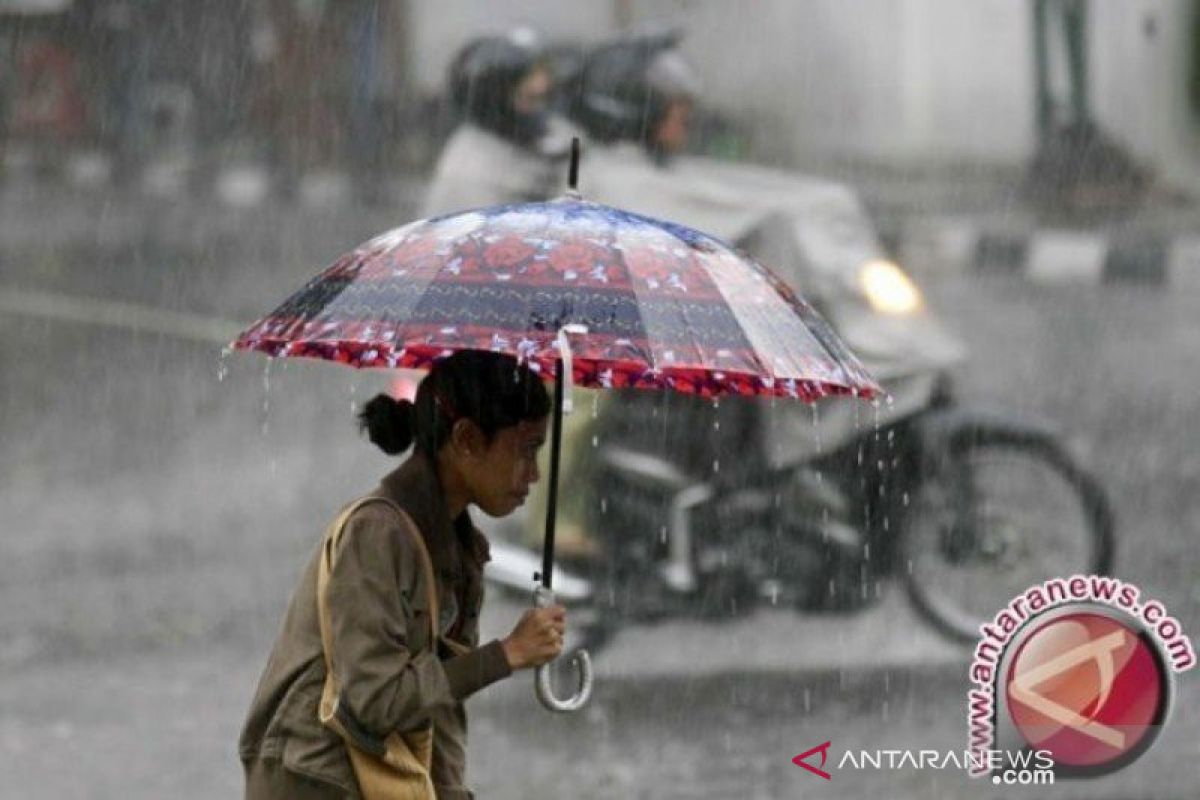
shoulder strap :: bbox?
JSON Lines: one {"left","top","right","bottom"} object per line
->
{"left": 316, "top": 496, "right": 440, "bottom": 680}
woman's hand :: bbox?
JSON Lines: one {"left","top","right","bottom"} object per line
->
{"left": 501, "top": 605, "right": 566, "bottom": 670}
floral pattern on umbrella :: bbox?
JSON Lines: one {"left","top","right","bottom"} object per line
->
{"left": 233, "top": 198, "right": 879, "bottom": 401}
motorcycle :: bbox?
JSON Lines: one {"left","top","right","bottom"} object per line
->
{"left": 481, "top": 146, "right": 1115, "bottom": 649}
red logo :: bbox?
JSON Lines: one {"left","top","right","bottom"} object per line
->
{"left": 792, "top": 741, "right": 832, "bottom": 780}
{"left": 1005, "top": 611, "right": 1168, "bottom": 774}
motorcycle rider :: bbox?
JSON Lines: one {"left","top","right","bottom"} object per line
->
{"left": 423, "top": 27, "right": 573, "bottom": 217}
{"left": 568, "top": 29, "right": 699, "bottom": 168}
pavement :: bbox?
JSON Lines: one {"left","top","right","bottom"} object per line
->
{"left": 7, "top": 149, "right": 1200, "bottom": 289}
{"left": 844, "top": 161, "right": 1200, "bottom": 287}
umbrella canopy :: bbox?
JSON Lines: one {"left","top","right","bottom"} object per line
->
{"left": 232, "top": 196, "right": 879, "bottom": 401}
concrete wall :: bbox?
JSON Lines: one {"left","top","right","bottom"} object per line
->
{"left": 407, "top": 0, "right": 1200, "bottom": 179}
{"left": 1090, "top": 0, "right": 1200, "bottom": 185}
{"left": 627, "top": 0, "right": 1032, "bottom": 164}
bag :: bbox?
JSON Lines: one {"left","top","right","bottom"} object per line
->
{"left": 315, "top": 496, "right": 440, "bottom": 800}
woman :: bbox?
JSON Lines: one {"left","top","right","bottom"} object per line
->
{"left": 239, "top": 350, "right": 567, "bottom": 799}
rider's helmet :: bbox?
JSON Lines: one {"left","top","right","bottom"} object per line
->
{"left": 447, "top": 27, "right": 553, "bottom": 148}
{"left": 568, "top": 29, "right": 701, "bottom": 161}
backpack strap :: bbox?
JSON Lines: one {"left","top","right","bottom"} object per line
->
{"left": 316, "top": 497, "right": 439, "bottom": 749}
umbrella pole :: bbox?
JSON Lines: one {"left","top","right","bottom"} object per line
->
{"left": 533, "top": 356, "right": 593, "bottom": 713}
{"left": 540, "top": 358, "right": 565, "bottom": 590}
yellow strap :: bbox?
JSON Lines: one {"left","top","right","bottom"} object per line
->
{"left": 316, "top": 496, "right": 440, "bottom": 693}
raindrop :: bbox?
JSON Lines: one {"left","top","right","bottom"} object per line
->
{"left": 261, "top": 358, "right": 273, "bottom": 436}
{"left": 881, "top": 700, "right": 890, "bottom": 723}
{"left": 591, "top": 435, "right": 599, "bottom": 448}
{"left": 217, "top": 346, "right": 231, "bottom": 382}
{"left": 591, "top": 393, "right": 599, "bottom": 419}
{"left": 713, "top": 418, "right": 720, "bottom": 432}
{"left": 600, "top": 498, "right": 608, "bottom": 515}
{"left": 712, "top": 458, "right": 720, "bottom": 473}
{"left": 902, "top": 492, "right": 910, "bottom": 507}
{"left": 811, "top": 404, "right": 823, "bottom": 454}
{"left": 659, "top": 525, "right": 667, "bottom": 544}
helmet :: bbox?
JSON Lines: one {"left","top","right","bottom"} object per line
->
{"left": 447, "top": 28, "right": 551, "bottom": 146}
{"left": 570, "top": 29, "right": 701, "bottom": 149}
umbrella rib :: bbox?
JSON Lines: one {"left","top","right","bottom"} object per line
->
{"left": 609, "top": 224, "right": 656, "bottom": 382}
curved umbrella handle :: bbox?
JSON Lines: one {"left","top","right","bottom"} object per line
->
{"left": 532, "top": 586, "right": 594, "bottom": 712}
{"left": 535, "top": 648, "right": 594, "bottom": 713}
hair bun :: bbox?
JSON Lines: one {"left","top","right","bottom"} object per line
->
{"left": 358, "top": 394, "right": 416, "bottom": 455}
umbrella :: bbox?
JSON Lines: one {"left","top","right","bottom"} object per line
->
{"left": 232, "top": 140, "right": 880, "bottom": 711}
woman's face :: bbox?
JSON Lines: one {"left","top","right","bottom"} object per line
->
{"left": 467, "top": 416, "right": 549, "bottom": 517}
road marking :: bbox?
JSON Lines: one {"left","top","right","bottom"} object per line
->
{"left": 0, "top": 286, "right": 243, "bottom": 345}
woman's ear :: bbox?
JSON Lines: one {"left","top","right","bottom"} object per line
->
{"left": 450, "top": 418, "right": 486, "bottom": 459}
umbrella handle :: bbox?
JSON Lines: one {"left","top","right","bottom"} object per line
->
{"left": 532, "top": 586, "right": 594, "bottom": 713}
{"left": 554, "top": 324, "right": 588, "bottom": 415}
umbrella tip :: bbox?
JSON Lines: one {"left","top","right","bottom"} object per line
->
{"left": 568, "top": 137, "right": 580, "bottom": 193}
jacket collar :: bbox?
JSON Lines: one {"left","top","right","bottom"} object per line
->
{"left": 374, "top": 453, "right": 489, "bottom": 578}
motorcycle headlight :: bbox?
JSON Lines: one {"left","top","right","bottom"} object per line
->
{"left": 857, "top": 258, "right": 923, "bottom": 315}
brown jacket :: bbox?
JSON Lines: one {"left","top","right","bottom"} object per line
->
{"left": 239, "top": 454, "right": 513, "bottom": 799}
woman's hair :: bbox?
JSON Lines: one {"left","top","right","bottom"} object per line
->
{"left": 358, "top": 351, "right": 551, "bottom": 457}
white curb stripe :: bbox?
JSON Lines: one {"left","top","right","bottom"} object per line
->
{"left": 1027, "top": 231, "right": 1107, "bottom": 284}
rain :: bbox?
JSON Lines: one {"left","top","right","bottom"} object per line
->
{"left": 1, "top": 1, "right": 1198, "bottom": 797}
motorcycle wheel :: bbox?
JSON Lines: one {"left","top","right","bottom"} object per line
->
{"left": 902, "top": 425, "right": 1115, "bottom": 643}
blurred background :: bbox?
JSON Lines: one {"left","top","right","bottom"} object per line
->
{"left": 1, "top": 1, "right": 1199, "bottom": 797}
